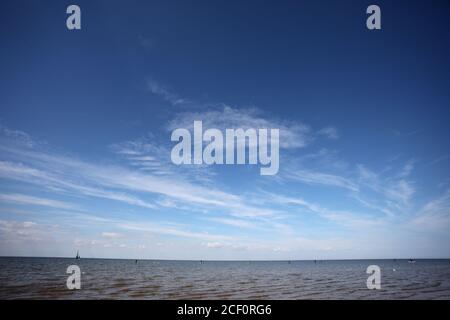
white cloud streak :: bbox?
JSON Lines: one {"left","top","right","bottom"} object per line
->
{"left": 0, "top": 193, "right": 75, "bottom": 210}
{"left": 168, "top": 105, "right": 312, "bottom": 149}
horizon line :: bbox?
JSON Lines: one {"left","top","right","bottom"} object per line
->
{"left": 1, "top": 255, "right": 450, "bottom": 262}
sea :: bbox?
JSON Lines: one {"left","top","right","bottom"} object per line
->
{"left": 0, "top": 257, "right": 449, "bottom": 299}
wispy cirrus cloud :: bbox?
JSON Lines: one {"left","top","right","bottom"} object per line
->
{"left": 147, "top": 80, "right": 191, "bottom": 106}
{"left": 268, "top": 193, "right": 385, "bottom": 228}
{"left": 317, "top": 126, "right": 339, "bottom": 140}
{"left": 0, "top": 131, "right": 280, "bottom": 222}
{"left": 168, "top": 105, "right": 312, "bottom": 149}
{"left": 286, "top": 169, "right": 359, "bottom": 192}
{"left": 0, "top": 193, "right": 75, "bottom": 210}
{"left": 118, "top": 221, "right": 233, "bottom": 242}
{"left": 410, "top": 189, "right": 450, "bottom": 231}
{"left": 207, "top": 217, "right": 256, "bottom": 229}
{"left": 110, "top": 137, "right": 217, "bottom": 183}
{"left": 0, "top": 160, "right": 157, "bottom": 210}
{"left": 357, "top": 163, "right": 415, "bottom": 209}
{"left": 0, "top": 126, "right": 41, "bottom": 148}
{"left": 0, "top": 103, "right": 445, "bottom": 259}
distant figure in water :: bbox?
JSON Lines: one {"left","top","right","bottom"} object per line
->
{"left": 135, "top": 260, "right": 138, "bottom": 264}
{"left": 200, "top": 260, "right": 203, "bottom": 264}
{"left": 314, "top": 260, "right": 317, "bottom": 264}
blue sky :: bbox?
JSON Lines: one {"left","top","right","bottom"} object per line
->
{"left": 0, "top": 0, "right": 450, "bottom": 259}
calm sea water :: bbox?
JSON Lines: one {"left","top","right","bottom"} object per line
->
{"left": 0, "top": 257, "right": 449, "bottom": 299}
